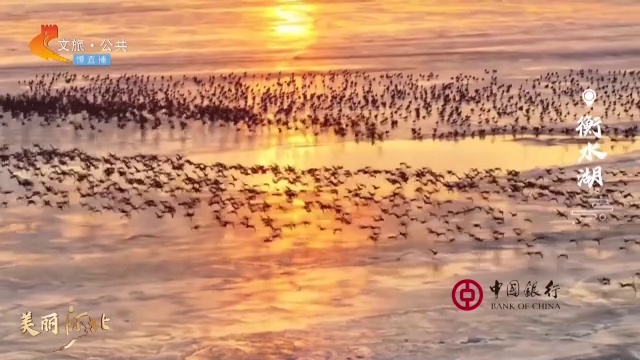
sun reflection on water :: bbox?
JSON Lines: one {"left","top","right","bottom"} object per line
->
{"left": 272, "top": 5, "right": 313, "bottom": 37}
{"left": 265, "top": 0, "right": 318, "bottom": 70}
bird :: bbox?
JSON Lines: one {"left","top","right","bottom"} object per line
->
{"left": 618, "top": 282, "right": 638, "bottom": 295}
{"left": 525, "top": 251, "right": 543, "bottom": 258}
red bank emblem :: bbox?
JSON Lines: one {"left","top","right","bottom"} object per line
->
{"left": 452, "top": 279, "right": 483, "bottom": 311}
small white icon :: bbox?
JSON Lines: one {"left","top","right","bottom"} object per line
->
{"left": 91, "top": 43, "right": 95, "bottom": 48}
{"left": 582, "top": 89, "right": 597, "bottom": 107}
{"left": 569, "top": 196, "right": 613, "bottom": 219}
{"left": 589, "top": 199, "right": 610, "bottom": 208}
{"left": 569, "top": 209, "right": 612, "bottom": 222}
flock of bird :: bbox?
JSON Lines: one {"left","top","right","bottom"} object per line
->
{"left": 1, "top": 69, "right": 639, "bottom": 141}
{"left": 0, "top": 69, "right": 639, "bottom": 296}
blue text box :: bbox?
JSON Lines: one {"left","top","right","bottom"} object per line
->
{"left": 73, "top": 54, "right": 111, "bottom": 66}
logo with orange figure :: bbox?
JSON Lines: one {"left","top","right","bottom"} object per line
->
{"left": 28, "top": 25, "right": 71, "bottom": 63}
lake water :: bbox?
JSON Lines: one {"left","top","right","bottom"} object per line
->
{"left": 0, "top": 1, "right": 640, "bottom": 359}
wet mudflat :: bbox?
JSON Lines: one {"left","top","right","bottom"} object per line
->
{"left": 1, "top": 1, "right": 640, "bottom": 359}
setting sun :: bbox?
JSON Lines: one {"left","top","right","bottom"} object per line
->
{"left": 270, "top": 3, "right": 314, "bottom": 37}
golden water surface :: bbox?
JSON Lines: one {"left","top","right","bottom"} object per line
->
{"left": 0, "top": 1, "right": 639, "bottom": 359}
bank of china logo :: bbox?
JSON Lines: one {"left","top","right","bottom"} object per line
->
{"left": 452, "top": 279, "right": 483, "bottom": 311}
{"left": 28, "top": 25, "right": 71, "bottom": 64}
